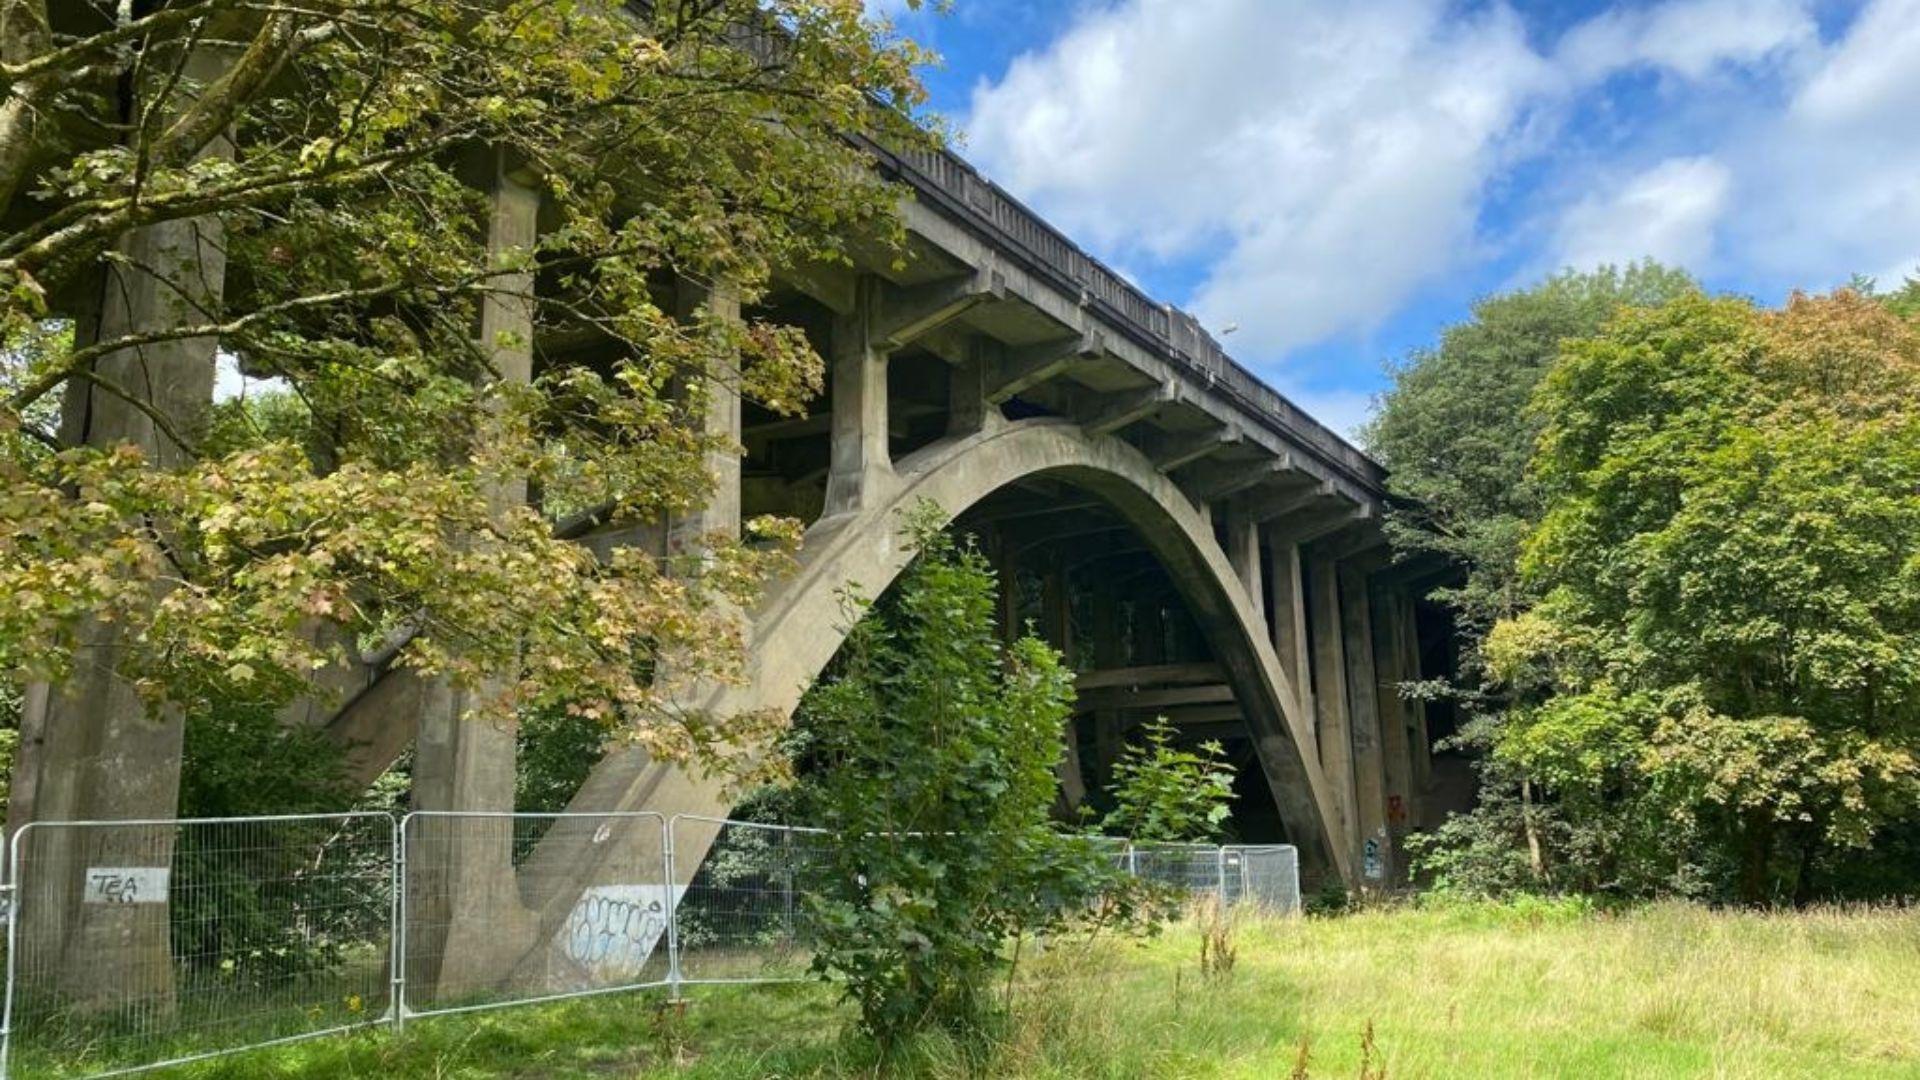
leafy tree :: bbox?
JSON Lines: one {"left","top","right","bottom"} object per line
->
{"left": 1365, "top": 262, "right": 1695, "bottom": 891}
{"left": 1101, "top": 717, "right": 1236, "bottom": 843}
{"left": 795, "top": 506, "right": 1141, "bottom": 1046}
{"left": 0, "top": 2, "right": 930, "bottom": 777}
{"left": 1364, "top": 262, "right": 1697, "bottom": 679}
{"left": 1485, "top": 290, "right": 1920, "bottom": 902}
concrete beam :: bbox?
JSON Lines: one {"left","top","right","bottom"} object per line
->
{"left": 1080, "top": 381, "right": 1175, "bottom": 436}
{"left": 985, "top": 333, "right": 1102, "bottom": 404}
{"left": 1154, "top": 703, "right": 1245, "bottom": 726}
{"left": 874, "top": 268, "right": 1005, "bottom": 350}
{"left": 1310, "top": 519, "right": 1387, "bottom": 563}
{"left": 1075, "top": 662, "right": 1224, "bottom": 690}
{"left": 1077, "top": 683, "right": 1237, "bottom": 711}
{"left": 1185, "top": 455, "right": 1297, "bottom": 504}
{"left": 1246, "top": 479, "right": 1332, "bottom": 524}
{"left": 1278, "top": 504, "right": 1373, "bottom": 549}
{"left": 775, "top": 258, "right": 857, "bottom": 313}
{"left": 1141, "top": 422, "right": 1243, "bottom": 471}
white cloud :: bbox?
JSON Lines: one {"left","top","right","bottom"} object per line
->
{"left": 1552, "top": 156, "right": 1732, "bottom": 272}
{"left": 959, "top": 0, "right": 1920, "bottom": 412}
{"left": 1555, "top": 0, "right": 1816, "bottom": 81}
{"left": 963, "top": 0, "right": 1836, "bottom": 372}
{"left": 967, "top": 0, "right": 1551, "bottom": 358}
{"left": 1872, "top": 258, "right": 1920, "bottom": 290}
{"left": 1724, "top": 0, "right": 1920, "bottom": 287}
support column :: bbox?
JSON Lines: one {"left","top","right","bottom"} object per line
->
{"left": 667, "top": 278, "right": 743, "bottom": 557}
{"left": 1266, "top": 533, "right": 1314, "bottom": 757}
{"left": 1395, "top": 592, "right": 1432, "bottom": 823}
{"left": 11, "top": 47, "right": 232, "bottom": 1011}
{"left": 1040, "top": 551, "right": 1084, "bottom": 808}
{"left": 1338, "top": 560, "right": 1389, "bottom": 888}
{"left": 822, "top": 275, "right": 894, "bottom": 517}
{"left": 1305, "top": 553, "right": 1355, "bottom": 855}
{"left": 409, "top": 158, "right": 540, "bottom": 998}
{"left": 1089, "top": 587, "right": 1125, "bottom": 796}
{"left": 947, "top": 339, "right": 1004, "bottom": 439}
{"left": 1223, "top": 497, "right": 1263, "bottom": 605}
{"left": 1369, "top": 584, "right": 1416, "bottom": 885}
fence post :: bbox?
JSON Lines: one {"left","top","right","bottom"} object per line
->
{"left": 663, "top": 815, "right": 683, "bottom": 1003}
{"left": 393, "top": 814, "right": 408, "bottom": 1034}
{"left": 1126, "top": 843, "right": 1138, "bottom": 878}
{"left": 1216, "top": 846, "right": 1227, "bottom": 906}
{"left": 0, "top": 825, "right": 29, "bottom": 1080}
{"left": 781, "top": 827, "right": 795, "bottom": 939}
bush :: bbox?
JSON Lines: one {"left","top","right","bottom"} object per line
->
{"left": 1100, "top": 716, "right": 1235, "bottom": 843}
{"left": 794, "top": 505, "right": 1151, "bottom": 1046}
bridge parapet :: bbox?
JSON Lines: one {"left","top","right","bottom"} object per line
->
{"left": 866, "top": 138, "right": 1385, "bottom": 503}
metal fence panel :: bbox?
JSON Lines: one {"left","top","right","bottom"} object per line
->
{"left": 398, "top": 811, "right": 670, "bottom": 1020}
{"left": 1229, "top": 846, "right": 1302, "bottom": 915}
{"left": 0, "top": 809, "right": 1302, "bottom": 1077}
{"left": 1129, "top": 841, "right": 1227, "bottom": 900}
{"left": 669, "top": 815, "right": 832, "bottom": 986}
{"left": 2, "top": 813, "right": 394, "bottom": 1079}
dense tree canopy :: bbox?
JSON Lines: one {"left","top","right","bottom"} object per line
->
{"left": 0, "top": 1, "right": 929, "bottom": 767}
{"left": 1384, "top": 278, "right": 1920, "bottom": 903}
{"left": 1364, "top": 262, "right": 1696, "bottom": 673}
{"left": 1491, "top": 290, "right": 1920, "bottom": 900}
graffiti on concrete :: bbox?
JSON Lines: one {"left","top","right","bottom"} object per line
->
{"left": 549, "top": 884, "right": 682, "bottom": 986}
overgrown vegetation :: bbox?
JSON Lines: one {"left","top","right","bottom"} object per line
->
{"left": 788, "top": 506, "right": 1156, "bottom": 1047}
{"left": 1, "top": 0, "right": 932, "bottom": 788}
{"left": 1100, "top": 716, "right": 1237, "bottom": 843}
{"left": 141, "top": 902, "right": 1920, "bottom": 1079}
{"left": 1373, "top": 271, "right": 1920, "bottom": 903}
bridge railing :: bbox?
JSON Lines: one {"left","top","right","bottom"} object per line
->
{"left": 0, "top": 811, "right": 1298, "bottom": 1078}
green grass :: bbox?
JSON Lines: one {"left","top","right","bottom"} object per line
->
{"left": 91, "top": 901, "right": 1920, "bottom": 1078}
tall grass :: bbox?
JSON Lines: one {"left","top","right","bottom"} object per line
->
{"left": 171, "top": 901, "right": 1920, "bottom": 1078}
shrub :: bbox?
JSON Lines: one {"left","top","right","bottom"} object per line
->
{"left": 1101, "top": 716, "right": 1236, "bottom": 843}
{"left": 794, "top": 504, "right": 1149, "bottom": 1046}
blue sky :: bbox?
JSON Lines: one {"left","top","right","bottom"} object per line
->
{"left": 866, "top": 0, "right": 1920, "bottom": 437}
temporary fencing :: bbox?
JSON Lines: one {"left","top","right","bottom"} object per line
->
{"left": 0, "top": 812, "right": 1297, "bottom": 1078}
{"left": 2, "top": 814, "right": 394, "bottom": 1079}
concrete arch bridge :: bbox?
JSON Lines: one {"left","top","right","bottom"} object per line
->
{"left": 24, "top": 136, "right": 1456, "bottom": 999}
{"left": 363, "top": 141, "right": 1458, "bottom": 990}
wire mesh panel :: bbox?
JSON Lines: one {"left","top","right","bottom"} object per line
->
{"left": 2, "top": 813, "right": 394, "bottom": 1079}
{"left": 1230, "top": 846, "right": 1302, "bottom": 914}
{"left": 669, "top": 816, "right": 832, "bottom": 985}
{"left": 1129, "top": 842, "right": 1227, "bottom": 902}
{"left": 399, "top": 812, "right": 670, "bottom": 1020}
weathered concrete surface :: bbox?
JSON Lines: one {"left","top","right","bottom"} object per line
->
{"left": 407, "top": 160, "right": 540, "bottom": 999}
{"left": 1337, "top": 557, "right": 1390, "bottom": 887}
{"left": 8, "top": 55, "right": 233, "bottom": 1004}
{"left": 512, "top": 417, "right": 1354, "bottom": 945}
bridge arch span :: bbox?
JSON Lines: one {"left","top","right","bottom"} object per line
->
{"left": 541, "top": 417, "right": 1352, "bottom": 889}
